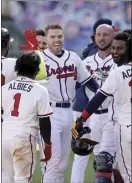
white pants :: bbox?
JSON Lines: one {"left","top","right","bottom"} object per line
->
{"left": 71, "top": 111, "right": 91, "bottom": 183}
{"left": 38, "top": 107, "right": 74, "bottom": 183}
{"left": 114, "top": 123, "right": 131, "bottom": 183}
{"left": 71, "top": 111, "right": 116, "bottom": 183}
{"left": 2, "top": 131, "right": 36, "bottom": 183}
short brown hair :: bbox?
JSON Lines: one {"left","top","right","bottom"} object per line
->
{"left": 45, "top": 24, "right": 63, "bottom": 35}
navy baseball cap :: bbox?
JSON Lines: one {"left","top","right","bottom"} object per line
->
{"left": 93, "top": 18, "right": 114, "bottom": 33}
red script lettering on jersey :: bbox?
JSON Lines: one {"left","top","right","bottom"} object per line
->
{"left": 46, "top": 64, "right": 77, "bottom": 80}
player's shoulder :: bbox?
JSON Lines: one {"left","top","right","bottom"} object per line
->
{"left": 34, "top": 81, "right": 48, "bottom": 94}
{"left": 2, "top": 57, "right": 16, "bottom": 66}
{"left": 2, "top": 57, "right": 16, "bottom": 62}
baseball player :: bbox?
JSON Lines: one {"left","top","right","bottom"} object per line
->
{"left": 37, "top": 24, "right": 99, "bottom": 183}
{"left": 1, "top": 27, "right": 16, "bottom": 86}
{"left": 72, "top": 32, "right": 132, "bottom": 183}
{"left": 35, "top": 29, "right": 48, "bottom": 51}
{"left": 2, "top": 51, "right": 53, "bottom": 183}
{"left": 1, "top": 28, "right": 47, "bottom": 87}
{"left": 71, "top": 24, "right": 116, "bottom": 183}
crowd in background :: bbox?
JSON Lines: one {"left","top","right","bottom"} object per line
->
{"left": 2, "top": 1, "right": 131, "bottom": 57}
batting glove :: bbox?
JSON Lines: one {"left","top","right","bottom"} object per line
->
{"left": 20, "top": 30, "right": 39, "bottom": 51}
{"left": 41, "top": 143, "right": 52, "bottom": 162}
{"left": 71, "top": 117, "right": 86, "bottom": 139}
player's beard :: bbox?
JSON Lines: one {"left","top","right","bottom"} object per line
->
{"left": 112, "top": 53, "right": 129, "bottom": 66}
{"left": 96, "top": 42, "right": 112, "bottom": 51}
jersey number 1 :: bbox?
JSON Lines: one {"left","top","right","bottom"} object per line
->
{"left": 11, "top": 93, "right": 21, "bottom": 117}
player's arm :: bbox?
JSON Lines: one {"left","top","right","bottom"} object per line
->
{"left": 72, "top": 70, "right": 117, "bottom": 139}
{"left": 39, "top": 117, "right": 51, "bottom": 144}
{"left": 38, "top": 87, "right": 53, "bottom": 162}
{"left": 84, "top": 77, "right": 99, "bottom": 93}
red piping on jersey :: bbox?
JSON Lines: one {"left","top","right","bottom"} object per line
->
{"left": 38, "top": 112, "right": 53, "bottom": 117}
{"left": 28, "top": 135, "right": 33, "bottom": 182}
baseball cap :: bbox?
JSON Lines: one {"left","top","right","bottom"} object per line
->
{"left": 93, "top": 18, "right": 119, "bottom": 33}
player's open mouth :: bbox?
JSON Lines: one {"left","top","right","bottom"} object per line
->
{"left": 113, "top": 55, "right": 120, "bottom": 59}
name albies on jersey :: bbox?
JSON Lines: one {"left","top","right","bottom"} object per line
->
{"left": 83, "top": 52, "right": 114, "bottom": 110}
{"left": 1, "top": 56, "right": 17, "bottom": 86}
{"left": 40, "top": 48, "right": 92, "bottom": 102}
{"left": 2, "top": 77, "right": 53, "bottom": 137}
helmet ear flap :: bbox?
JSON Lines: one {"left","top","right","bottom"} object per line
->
{"left": 71, "top": 138, "right": 99, "bottom": 156}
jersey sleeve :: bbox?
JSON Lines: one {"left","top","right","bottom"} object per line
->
{"left": 76, "top": 54, "right": 91, "bottom": 85}
{"left": 100, "top": 69, "right": 117, "bottom": 96}
{"left": 37, "top": 87, "right": 53, "bottom": 118}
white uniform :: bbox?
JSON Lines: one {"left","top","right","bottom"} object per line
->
{"left": 71, "top": 52, "right": 116, "bottom": 183}
{"left": 38, "top": 48, "right": 91, "bottom": 183}
{"left": 100, "top": 64, "right": 132, "bottom": 183}
{"left": 1, "top": 56, "right": 16, "bottom": 85}
{"left": 2, "top": 76, "right": 52, "bottom": 183}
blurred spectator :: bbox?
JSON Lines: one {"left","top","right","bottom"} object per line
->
{"left": 124, "top": 2, "right": 132, "bottom": 25}
{"left": 2, "top": 1, "right": 12, "bottom": 19}
{"left": 2, "top": 1, "right": 131, "bottom": 57}
{"left": 64, "top": 20, "right": 87, "bottom": 55}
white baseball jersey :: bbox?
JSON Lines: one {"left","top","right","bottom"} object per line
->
{"left": 107, "top": 63, "right": 118, "bottom": 122}
{"left": 40, "top": 49, "right": 91, "bottom": 102}
{"left": 1, "top": 56, "right": 17, "bottom": 86}
{"left": 2, "top": 76, "right": 53, "bottom": 137}
{"left": 83, "top": 52, "right": 114, "bottom": 109}
{"left": 100, "top": 64, "right": 132, "bottom": 126}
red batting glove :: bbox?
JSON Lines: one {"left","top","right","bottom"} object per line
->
{"left": 41, "top": 143, "right": 52, "bottom": 162}
{"left": 20, "top": 30, "right": 39, "bottom": 51}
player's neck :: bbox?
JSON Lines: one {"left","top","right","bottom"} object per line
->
{"left": 49, "top": 49, "right": 64, "bottom": 58}
{"left": 98, "top": 48, "right": 111, "bottom": 60}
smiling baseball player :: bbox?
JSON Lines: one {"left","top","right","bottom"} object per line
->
{"left": 72, "top": 31, "right": 132, "bottom": 183}
{"left": 71, "top": 24, "right": 116, "bottom": 183}
{"left": 37, "top": 24, "right": 99, "bottom": 183}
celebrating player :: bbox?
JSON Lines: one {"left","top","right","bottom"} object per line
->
{"left": 71, "top": 24, "right": 116, "bottom": 183}
{"left": 72, "top": 31, "right": 132, "bottom": 183}
{"left": 35, "top": 29, "right": 48, "bottom": 51}
{"left": 38, "top": 24, "right": 99, "bottom": 183}
{"left": 2, "top": 52, "right": 53, "bottom": 183}
{"left": 1, "top": 27, "right": 16, "bottom": 86}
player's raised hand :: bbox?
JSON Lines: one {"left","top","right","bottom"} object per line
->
{"left": 20, "top": 30, "right": 39, "bottom": 51}
{"left": 41, "top": 143, "right": 52, "bottom": 162}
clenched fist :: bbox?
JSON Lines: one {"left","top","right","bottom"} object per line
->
{"left": 41, "top": 143, "right": 52, "bottom": 162}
